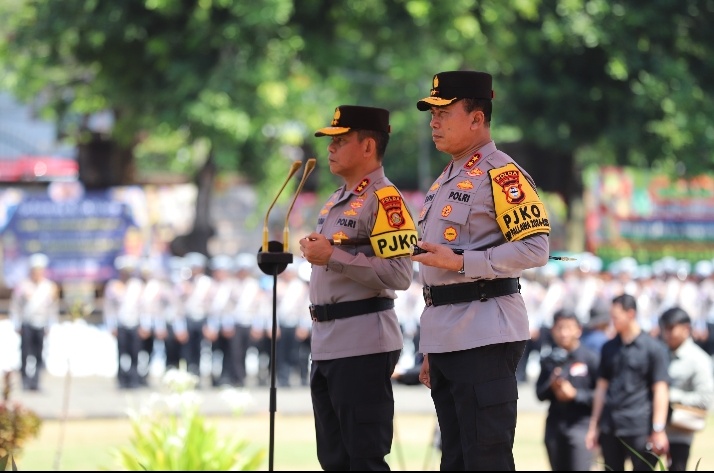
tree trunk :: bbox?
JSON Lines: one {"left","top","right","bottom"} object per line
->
{"left": 170, "top": 149, "right": 216, "bottom": 257}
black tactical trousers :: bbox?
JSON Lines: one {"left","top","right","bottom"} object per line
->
{"left": 429, "top": 341, "right": 526, "bottom": 471}
{"left": 310, "top": 350, "right": 401, "bottom": 471}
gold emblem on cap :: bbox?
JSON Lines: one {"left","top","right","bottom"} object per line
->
{"left": 331, "top": 108, "right": 341, "bottom": 126}
{"left": 429, "top": 75, "right": 440, "bottom": 96}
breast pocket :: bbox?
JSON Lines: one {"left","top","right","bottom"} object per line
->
{"left": 417, "top": 202, "right": 432, "bottom": 229}
{"left": 435, "top": 201, "right": 470, "bottom": 246}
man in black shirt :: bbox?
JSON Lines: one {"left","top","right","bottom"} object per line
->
{"left": 585, "top": 293, "right": 670, "bottom": 471}
{"left": 536, "top": 308, "right": 599, "bottom": 471}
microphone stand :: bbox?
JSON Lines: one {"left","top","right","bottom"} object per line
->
{"left": 256, "top": 158, "right": 316, "bottom": 471}
{"left": 257, "top": 241, "right": 292, "bottom": 472}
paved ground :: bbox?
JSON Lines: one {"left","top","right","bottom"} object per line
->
{"left": 12, "top": 373, "right": 546, "bottom": 421}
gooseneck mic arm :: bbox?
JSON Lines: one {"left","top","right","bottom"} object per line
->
{"left": 262, "top": 160, "right": 303, "bottom": 253}
{"left": 283, "top": 158, "right": 316, "bottom": 252}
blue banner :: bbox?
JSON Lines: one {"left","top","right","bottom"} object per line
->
{"left": 1, "top": 192, "right": 137, "bottom": 285}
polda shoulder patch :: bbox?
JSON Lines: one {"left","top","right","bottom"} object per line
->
{"left": 489, "top": 163, "right": 550, "bottom": 242}
{"left": 370, "top": 186, "right": 418, "bottom": 258}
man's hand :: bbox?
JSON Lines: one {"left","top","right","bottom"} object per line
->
{"left": 585, "top": 425, "right": 599, "bottom": 451}
{"left": 647, "top": 431, "right": 669, "bottom": 457}
{"left": 410, "top": 241, "right": 462, "bottom": 272}
{"left": 552, "top": 378, "right": 577, "bottom": 402}
{"left": 300, "top": 233, "right": 334, "bottom": 266}
{"left": 419, "top": 354, "right": 431, "bottom": 389}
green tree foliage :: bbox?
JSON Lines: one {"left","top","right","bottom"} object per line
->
{"left": 499, "top": 0, "right": 714, "bottom": 176}
{"left": 1, "top": 0, "right": 712, "bottom": 197}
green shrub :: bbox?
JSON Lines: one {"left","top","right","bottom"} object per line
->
{"left": 0, "top": 371, "right": 41, "bottom": 468}
{"left": 115, "top": 369, "right": 264, "bottom": 471}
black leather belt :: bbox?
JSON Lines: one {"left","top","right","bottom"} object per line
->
{"left": 309, "top": 297, "right": 395, "bottom": 322}
{"left": 423, "top": 278, "right": 520, "bottom": 307}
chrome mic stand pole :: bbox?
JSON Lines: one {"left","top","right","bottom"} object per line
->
{"left": 257, "top": 242, "right": 292, "bottom": 472}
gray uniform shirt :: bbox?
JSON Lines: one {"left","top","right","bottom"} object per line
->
{"left": 417, "top": 141, "right": 550, "bottom": 354}
{"left": 309, "top": 167, "right": 413, "bottom": 360}
{"left": 666, "top": 337, "right": 714, "bottom": 444}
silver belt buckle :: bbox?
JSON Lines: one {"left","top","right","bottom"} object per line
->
{"left": 309, "top": 305, "right": 318, "bottom": 322}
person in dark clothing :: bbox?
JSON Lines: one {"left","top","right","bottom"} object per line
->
{"left": 580, "top": 299, "right": 613, "bottom": 356}
{"left": 536, "top": 308, "right": 599, "bottom": 471}
{"left": 585, "top": 293, "right": 670, "bottom": 471}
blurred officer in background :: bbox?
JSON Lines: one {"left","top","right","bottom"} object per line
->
{"left": 300, "top": 105, "right": 416, "bottom": 470}
{"left": 164, "top": 255, "right": 189, "bottom": 371}
{"left": 137, "top": 258, "right": 162, "bottom": 387}
{"left": 230, "top": 253, "right": 267, "bottom": 387}
{"left": 274, "top": 262, "right": 311, "bottom": 387}
{"left": 104, "top": 255, "right": 146, "bottom": 389}
{"left": 178, "top": 251, "right": 213, "bottom": 380}
{"left": 206, "top": 254, "right": 236, "bottom": 387}
{"left": 659, "top": 307, "right": 714, "bottom": 471}
{"left": 139, "top": 256, "right": 182, "bottom": 379}
{"left": 536, "top": 309, "right": 599, "bottom": 471}
{"left": 10, "top": 253, "right": 60, "bottom": 391}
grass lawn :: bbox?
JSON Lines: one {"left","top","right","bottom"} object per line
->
{"left": 14, "top": 412, "right": 714, "bottom": 471}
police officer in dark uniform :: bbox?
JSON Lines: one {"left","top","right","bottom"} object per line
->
{"left": 299, "top": 105, "right": 418, "bottom": 470}
{"left": 411, "top": 71, "right": 551, "bottom": 471}
{"left": 536, "top": 308, "right": 599, "bottom": 471}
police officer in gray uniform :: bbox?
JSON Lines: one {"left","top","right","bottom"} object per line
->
{"left": 299, "top": 105, "right": 418, "bottom": 471}
{"left": 411, "top": 71, "right": 551, "bottom": 471}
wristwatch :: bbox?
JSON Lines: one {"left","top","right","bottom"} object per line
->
{"left": 458, "top": 259, "right": 465, "bottom": 275}
{"left": 652, "top": 422, "right": 666, "bottom": 433}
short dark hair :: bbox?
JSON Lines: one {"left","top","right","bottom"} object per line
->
{"left": 659, "top": 307, "right": 691, "bottom": 327}
{"left": 612, "top": 293, "right": 637, "bottom": 312}
{"left": 462, "top": 98, "right": 492, "bottom": 124}
{"left": 553, "top": 308, "right": 581, "bottom": 327}
{"left": 357, "top": 129, "right": 390, "bottom": 159}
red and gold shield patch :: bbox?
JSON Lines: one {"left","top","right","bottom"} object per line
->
{"left": 493, "top": 168, "right": 526, "bottom": 204}
{"left": 379, "top": 194, "right": 406, "bottom": 229}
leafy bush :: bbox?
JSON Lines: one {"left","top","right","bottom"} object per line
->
{"left": 0, "top": 371, "right": 42, "bottom": 462}
{"left": 115, "top": 368, "right": 264, "bottom": 471}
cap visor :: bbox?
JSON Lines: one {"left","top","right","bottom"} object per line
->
{"left": 314, "top": 127, "right": 351, "bottom": 137}
{"left": 416, "top": 96, "right": 458, "bottom": 111}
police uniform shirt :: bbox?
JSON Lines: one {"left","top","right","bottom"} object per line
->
{"left": 181, "top": 273, "right": 213, "bottom": 321}
{"left": 103, "top": 276, "right": 144, "bottom": 330}
{"left": 231, "top": 275, "right": 265, "bottom": 328}
{"left": 10, "top": 278, "right": 60, "bottom": 330}
{"left": 597, "top": 331, "right": 670, "bottom": 437}
{"left": 276, "top": 275, "right": 310, "bottom": 328}
{"left": 309, "top": 167, "right": 412, "bottom": 361}
{"left": 417, "top": 141, "right": 550, "bottom": 354}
